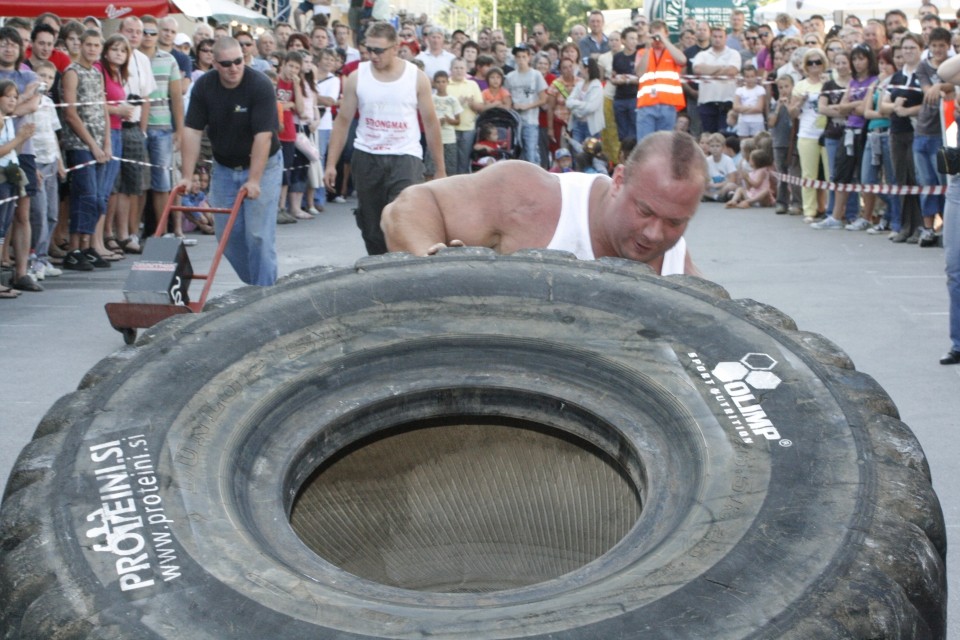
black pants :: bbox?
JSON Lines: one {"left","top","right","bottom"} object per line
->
{"left": 351, "top": 149, "right": 424, "bottom": 255}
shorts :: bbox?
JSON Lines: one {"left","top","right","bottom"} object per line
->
{"left": 120, "top": 126, "right": 147, "bottom": 195}
{"left": 20, "top": 154, "right": 37, "bottom": 198}
{"left": 146, "top": 127, "right": 173, "bottom": 192}
{"left": 297, "top": 0, "right": 313, "bottom": 11}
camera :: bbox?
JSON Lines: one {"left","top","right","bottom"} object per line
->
{"left": 37, "top": 82, "right": 48, "bottom": 93}
{"left": 652, "top": 34, "right": 662, "bottom": 42}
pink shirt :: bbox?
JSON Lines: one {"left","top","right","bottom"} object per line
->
{"left": 95, "top": 61, "right": 126, "bottom": 130}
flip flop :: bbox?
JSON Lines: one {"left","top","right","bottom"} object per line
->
{"left": 0, "top": 286, "right": 21, "bottom": 298}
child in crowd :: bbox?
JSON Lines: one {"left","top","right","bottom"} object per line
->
{"left": 733, "top": 64, "right": 768, "bottom": 137}
{"left": 737, "top": 137, "right": 756, "bottom": 188}
{"left": 768, "top": 74, "right": 798, "bottom": 214}
{"left": 704, "top": 132, "right": 738, "bottom": 201}
{"left": 473, "top": 122, "right": 505, "bottom": 169}
{"left": 726, "top": 147, "right": 775, "bottom": 209}
{"left": 181, "top": 169, "right": 214, "bottom": 235}
{"left": 548, "top": 147, "right": 573, "bottom": 173}
{"left": 432, "top": 70, "right": 462, "bottom": 181}
{"left": 481, "top": 67, "right": 512, "bottom": 109}
{"left": 28, "top": 60, "right": 64, "bottom": 282}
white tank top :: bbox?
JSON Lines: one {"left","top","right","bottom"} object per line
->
{"left": 354, "top": 60, "right": 423, "bottom": 158}
{"left": 546, "top": 172, "right": 687, "bottom": 276}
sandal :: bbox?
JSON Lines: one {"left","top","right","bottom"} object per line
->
{"left": 105, "top": 236, "right": 124, "bottom": 253}
{"left": 11, "top": 275, "right": 42, "bottom": 292}
{"left": 119, "top": 237, "right": 142, "bottom": 254}
{"left": 0, "top": 286, "right": 19, "bottom": 299}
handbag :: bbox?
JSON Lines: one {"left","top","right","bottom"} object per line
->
{"left": 295, "top": 131, "right": 320, "bottom": 163}
{"left": 937, "top": 147, "right": 960, "bottom": 175}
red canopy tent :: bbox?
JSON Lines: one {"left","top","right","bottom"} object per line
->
{"left": 0, "top": 0, "right": 178, "bottom": 19}
{"left": 0, "top": 0, "right": 270, "bottom": 25}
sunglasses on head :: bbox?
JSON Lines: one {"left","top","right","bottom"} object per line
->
{"left": 216, "top": 57, "right": 243, "bottom": 67}
{"left": 366, "top": 44, "right": 392, "bottom": 55}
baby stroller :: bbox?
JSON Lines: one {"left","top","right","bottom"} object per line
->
{"left": 470, "top": 107, "right": 522, "bottom": 172}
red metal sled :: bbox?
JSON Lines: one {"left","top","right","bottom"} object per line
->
{"left": 105, "top": 185, "right": 247, "bottom": 344}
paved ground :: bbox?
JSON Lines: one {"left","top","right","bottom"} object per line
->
{"left": 1, "top": 198, "right": 958, "bottom": 635}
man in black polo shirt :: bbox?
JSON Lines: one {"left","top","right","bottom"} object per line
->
{"left": 179, "top": 37, "right": 282, "bottom": 286}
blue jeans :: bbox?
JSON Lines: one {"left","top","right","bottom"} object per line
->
{"left": 146, "top": 127, "right": 173, "bottom": 192}
{"left": 101, "top": 129, "right": 122, "bottom": 213}
{"left": 571, "top": 120, "right": 593, "bottom": 144}
{"left": 520, "top": 122, "right": 540, "bottom": 165}
{"left": 29, "top": 160, "right": 59, "bottom": 258}
{"left": 613, "top": 98, "right": 636, "bottom": 141}
{"left": 315, "top": 129, "right": 330, "bottom": 206}
{"left": 913, "top": 134, "right": 945, "bottom": 219}
{"left": 945, "top": 177, "right": 960, "bottom": 351}
{"left": 67, "top": 149, "right": 109, "bottom": 235}
{"left": 0, "top": 182, "right": 14, "bottom": 237}
{"left": 860, "top": 132, "right": 900, "bottom": 231}
{"left": 210, "top": 151, "right": 283, "bottom": 286}
{"left": 454, "top": 129, "right": 475, "bottom": 175}
{"left": 635, "top": 104, "right": 677, "bottom": 142}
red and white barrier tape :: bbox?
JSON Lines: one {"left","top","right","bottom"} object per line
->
{"left": 773, "top": 171, "right": 946, "bottom": 195}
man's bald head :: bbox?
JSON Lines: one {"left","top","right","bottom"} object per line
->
{"left": 625, "top": 131, "right": 708, "bottom": 187}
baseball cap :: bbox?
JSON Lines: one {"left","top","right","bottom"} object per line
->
{"left": 555, "top": 148, "right": 572, "bottom": 160}
{"left": 512, "top": 43, "right": 530, "bottom": 55}
{"left": 174, "top": 33, "right": 191, "bottom": 47}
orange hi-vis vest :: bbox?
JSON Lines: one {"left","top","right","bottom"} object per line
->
{"left": 636, "top": 49, "right": 685, "bottom": 110}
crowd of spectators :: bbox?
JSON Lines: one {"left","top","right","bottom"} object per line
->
{"left": 0, "top": 6, "right": 956, "bottom": 301}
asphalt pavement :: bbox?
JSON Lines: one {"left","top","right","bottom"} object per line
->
{"left": 1, "top": 197, "right": 958, "bottom": 636}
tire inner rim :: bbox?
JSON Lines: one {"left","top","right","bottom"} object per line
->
{"left": 289, "top": 417, "right": 643, "bottom": 593}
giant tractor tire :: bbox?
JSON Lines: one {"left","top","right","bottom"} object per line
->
{"left": 0, "top": 249, "right": 946, "bottom": 639}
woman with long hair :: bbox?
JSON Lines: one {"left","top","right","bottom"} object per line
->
{"left": 566, "top": 57, "right": 604, "bottom": 143}
{"left": 61, "top": 29, "right": 112, "bottom": 271}
{"left": 96, "top": 33, "right": 132, "bottom": 257}
{"left": 817, "top": 49, "right": 853, "bottom": 219}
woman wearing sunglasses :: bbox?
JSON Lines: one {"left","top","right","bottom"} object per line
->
{"left": 789, "top": 48, "right": 829, "bottom": 221}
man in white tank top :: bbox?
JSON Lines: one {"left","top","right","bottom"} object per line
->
{"left": 382, "top": 131, "right": 707, "bottom": 276}
{"left": 324, "top": 22, "right": 445, "bottom": 255}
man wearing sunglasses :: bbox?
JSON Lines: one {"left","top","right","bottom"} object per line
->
{"left": 179, "top": 37, "right": 283, "bottom": 286}
{"left": 324, "top": 21, "right": 444, "bottom": 256}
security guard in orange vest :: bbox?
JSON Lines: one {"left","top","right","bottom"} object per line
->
{"left": 635, "top": 20, "right": 686, "bottom": 142}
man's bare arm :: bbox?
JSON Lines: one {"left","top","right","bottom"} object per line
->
{"left": 382, "top": 160, "right": 544, "bottom": 255}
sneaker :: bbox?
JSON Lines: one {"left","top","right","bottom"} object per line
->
{"left": 307, "top": 206, "right": 323, "bottom": 215}
{"left": 333, "top": 196, "right": 347, "bottom": 204}
{"left": 63, "top": 249, "right": 94, "bottom": 271}
{"left": 890, "top": 229, "right": 911, "bottom": 243}
{"left": 905, "top": 228, "right": 922, "bottom": 244}
{"left": 277, "top": 209, "right": 297, "bottom": 224}
{"left": 774, "top": 204, "right": 788, "bottom": 215}
{"left": 919, "top": 227, "right": 938, "bottom": 247}
{"left": 787, "top": 206, "right": 802, "bottom": 216}
{"left": 866, "top": 220, "right": 890, "bottom": 235}
{"left": 811, "top": 217, "right": 843, "bottom": 230}
{"left": 844, "top": 218, "right": 871, "bottom": 231}
{"left": 28, "top": 258, "right": 45, "bottom": 281}
{"left": 82, "top": 247, "right": 111, "bottom": 269}
{"left": 40, "top": 258, "right": 62, "bottom": 277}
